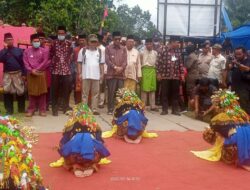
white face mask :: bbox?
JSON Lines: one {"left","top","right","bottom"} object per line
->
{"left": 153, "top": 42, "right": 159, "bottom": 46}
{"left": 58, "top": 35, "right": 65, "bottom": 41}
{"left": 32, "top": 42, "right": 41, "bottom": 48}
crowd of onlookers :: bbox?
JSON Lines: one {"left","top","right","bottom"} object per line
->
{"left": 0, "top": 25, "right": 249, "bottom": 121}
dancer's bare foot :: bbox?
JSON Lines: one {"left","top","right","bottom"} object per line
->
{"left": 74, "top": 168, "right": 94, "bottom": 177}
{"left": 242, "top": 165, "right": 250, "bottom": 171}
{"left": 124, "top": 135, "right": 142, "bottom": 144}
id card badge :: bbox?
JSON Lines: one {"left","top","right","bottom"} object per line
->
{"left": 171, "top": 55, "right": 177, "bottom": 62}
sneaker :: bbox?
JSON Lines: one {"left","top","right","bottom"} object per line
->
{"left": 160, "top": 111, "right": 168, "bottom": 115}
{"left": 180, "top": 110, "right": 188, "bottom": 114}
{"left": 107, "top": 111, "right": 113, "bottom": 115}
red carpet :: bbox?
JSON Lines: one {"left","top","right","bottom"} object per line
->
{"left": 33, "top": 131, "right": 250, "bottom": 190}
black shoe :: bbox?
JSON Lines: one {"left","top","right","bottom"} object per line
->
{"left": 172, "top": 111, "right": 181, "bottom": 116}
{"left": 98, "top": 105, "right": 104, "bottom": 109}
{"left": 150, "top": 108, "right": 159, "bottom": 112}
{"left": 156, "top": 100, "right": 161, "bottom": 106}
{"left": 160, "top": 111, "right": 168, "bottom": 115}
{"left": 93, "top": 111, "right": 100, "bottom": 115}
{"left": 6, "top": 111, "right": 13, "bottom": 115}
{"left": 63, "top": 107, "right": 72, "bottom": 114}
{"left": 52, "top": 111, "right": 58, "bottom": 116}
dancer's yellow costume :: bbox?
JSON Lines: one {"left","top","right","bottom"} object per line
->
{"left": 102, "top": 88, "right": 158, "bottom": 143}
{"left": 191, "top": 90, "right": 250, "bottom": 167}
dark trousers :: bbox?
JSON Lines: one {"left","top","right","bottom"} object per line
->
{"left": 4, "top": 93, "right": 25, "bottom": 114}
{"left": 46, "top": 87, "right": 50, "bottom": 110}
{"left": 234, "top": 88, "right": 250, "bottom": 115}
{"left": 51, "top": 74, "right": 72, "bottom": 113}
{"left": 208, "top": 78, "right": 219, "bottom": 89}
{"left": 161, "top": 79, "right": 180, "bottom": 112}
{"left": 155, "top": 80, "right": 162, "bottom": 105}
{"left": 107, "top": 79, "right": 124, "bottom": 112}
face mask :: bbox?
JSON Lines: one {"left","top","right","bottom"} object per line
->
{"left": 58, "top": 35, "right": 65, "bottom": 41}
{"left": 32, "top": 42, "right": 41, "bottom": 48}
{"left": 153, "top": 42, "right": 159, "bottom": 46}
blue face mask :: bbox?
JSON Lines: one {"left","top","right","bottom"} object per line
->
{"left": 58, "top": 35, "right": 65, "bottom": 41}
{"left": 32, "top": 42, "right": 41, "bottom": 48}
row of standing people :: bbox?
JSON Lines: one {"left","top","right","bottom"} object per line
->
{"left": 185, "top": 41, "right": 250, "bottom": 119}
{"left": 1, "top": 26, "right": 249, "bottom": 118}
{"left": 0, "top": 27, "right": 181, "bottom": 116}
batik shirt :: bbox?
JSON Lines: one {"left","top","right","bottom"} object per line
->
{"left": 50, "top": 39, "right": 72, "bottom": 75}
{"left": 156, "top": 46, "right": 184, "bottom": 80}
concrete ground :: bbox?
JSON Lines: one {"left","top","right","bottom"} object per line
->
{"left": 22, "top": 106, "right": 208, "bottom": 133}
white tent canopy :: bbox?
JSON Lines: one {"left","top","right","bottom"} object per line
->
{"left": 158, "top": 0, "right": 222, "bottom": 37}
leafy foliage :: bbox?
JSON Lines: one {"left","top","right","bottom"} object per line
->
{"left": 225, "top": 0, "right": 250, "bottom": 28}
{"left": 107, "top": 5, "right": 156, "bottom": 38}
{"left": 0, "top": 0, "right": 157, "bottom": 38}
{"left": 0, "top": 0, "right": 41, "bottom": 25}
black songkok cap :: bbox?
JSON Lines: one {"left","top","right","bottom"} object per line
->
{"left": 37, "top": 32, "right": 46, "bottom": 38}
{"left": 4, "top": 33, "right": 13, "bottom": 40}
{"left": 169, "top": 35, "right": 180, "bottom": 42}
{"left": 57, "top": 25, "right": 66, "bottom": 32}
{"left": 97, "top": 34, "right": 103, "bottom": 42}
{"left": 145, "top": 38, "right": 153, "bottom": 43}
{"left": 112, "top": 31, "right": 121, "bottom": 37}
{"left": 30, "top": 34, "right": 40, "bottom": 41}
{"left": 127, "top": 35, "right": 134, "bottom": 40}
{"left": 78, "top": 34, "right": 87, "bottom": 39}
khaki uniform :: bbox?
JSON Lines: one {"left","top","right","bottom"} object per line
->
{"left": 198, "top": 53, "right": 213, "bottom": 78}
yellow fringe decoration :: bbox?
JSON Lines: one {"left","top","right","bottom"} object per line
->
{"left": 98, "top": 158, "right": 112, "bottom": 165}
{"left": 142, "top": 131, "right": 158, "bottom": 138}
{"left": 49, "top": 157, "right": 65, "bottom": 168}
{"left": 191, "top": 135, "right": 224, "bottom": 161}
{"left": 102, "top": 125, "right": 118, "bottom": 138}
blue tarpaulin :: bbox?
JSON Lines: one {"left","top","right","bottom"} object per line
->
{"left": 222, "top": 6, "right": 233, "bottom": 32}
{"left": 221, "top": 24, "right": 250, "bottom": 50}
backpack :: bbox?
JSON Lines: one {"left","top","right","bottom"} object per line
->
{"left": 81, "top": 48, "right": 102, "bottom": 64}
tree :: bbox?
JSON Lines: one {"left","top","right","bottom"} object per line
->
{"left": 0, "top": 0, "right": 157, "bottom": 38}
{"left": 35, "top": 0, "right": 105, "bottom": 35}
{"left": 0, "top": 0, "right": 41, "bottom": 25}
{"left": 106, "top": 4, "right": 157, "bottom": 39}
{"left": 225, "top": 0, "right": 250, "bottom": 28}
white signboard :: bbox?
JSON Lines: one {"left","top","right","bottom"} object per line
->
{"left": 158, "top": 0, "right": 221, "bottom": 37}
